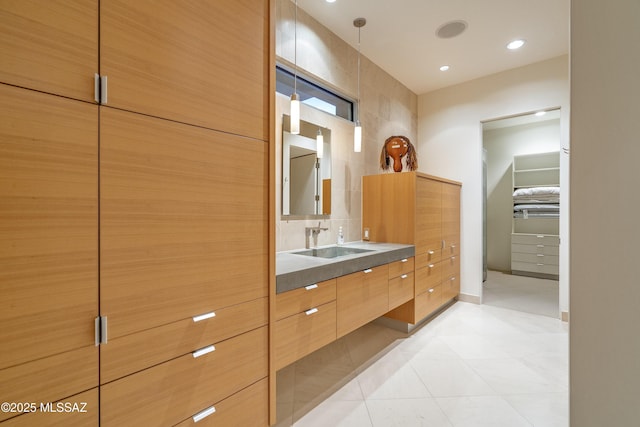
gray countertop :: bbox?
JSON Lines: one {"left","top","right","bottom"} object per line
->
{"left": 276, "top": 241, "right": 415, "bottom": 294}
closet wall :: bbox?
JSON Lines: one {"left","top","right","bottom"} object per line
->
{"left": 0, "top": 1, "right": 272, "bottom": 426}
{"left": 483, "top": 118, "right": 560, "bottom": 272}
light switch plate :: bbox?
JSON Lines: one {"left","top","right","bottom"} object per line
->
{"left": 363, "top": 228, "right": 370, "bottom": 241}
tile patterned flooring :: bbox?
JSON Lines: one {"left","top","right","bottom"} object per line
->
{"left": 275, "top": 301, "right": 568, "bottom": 427}
{"left": 483, "top": 270, "right": 560, "bottom": 319}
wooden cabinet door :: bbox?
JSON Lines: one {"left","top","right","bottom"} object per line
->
{"left": 416, "top": 177, "right": 442, "bottom": 258}
{"left": 100, "top": 108, "right": 268, "bottom": 342}
{"left": 100, "top": 0, "right": 269, "bottom": 140}
{"left": 442, "top": 182, "right": 461, "bottom": 256}
{"left": 0, "top": 0, "right": 98, "bottom": 101}
{"left": 336, "top": 266, "right": 389, "bottom": 338}
{"left": 0, "top": 85, "right": 99, "bottom": 418}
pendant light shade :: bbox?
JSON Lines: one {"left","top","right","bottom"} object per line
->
{"left": 316, "top": 128, "right": 324, "bottom": 158}
{"left": 290, "top": 0, "right": 300, "bottom": 134}
{"left": 353, "top": 18, "right": 366, "bottom": 152}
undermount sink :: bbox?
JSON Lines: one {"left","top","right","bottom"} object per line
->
{"left": 292, "top": 246, "right": 374, "bottom": 259}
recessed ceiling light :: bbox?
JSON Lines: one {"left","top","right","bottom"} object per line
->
{"left": 507, "top": 39, "right": 525, "bottom": 50}
{"left": 440, "top": 65, "right": 450, "bottom": 72}
{"left": 535, "top": 111, "right": 547, "bottom": 117}
{"left": 326, "top": 0, "right": 336, "bottom": 3}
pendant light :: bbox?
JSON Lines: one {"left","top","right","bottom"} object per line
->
{"left": 316, "top": 128, "right": 324, "bottom": 159}
{"left": 353, "top": 17, "right": 366, "bottom": 152}
{"left": 290, "top": 0, "right": 300, "bottom": 134}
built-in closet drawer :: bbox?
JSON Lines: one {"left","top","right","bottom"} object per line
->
{"left": 100, "top": 297, "right": 267, "bottom": 383}
{"left": 512, "top": 243, "right": 559, "bottom": 255}
{"left": 0, "top": 388, "right": 98, "bottom": 427}
{"left": 274, "top": 301, "right": 337, "bottom": 370}
{"left": 174, "top": 378, "right": 268, "bottom": 427}
{"left": 415, "top": 261, "right": 442, "bottom": 295}
{"left": 511, "top": 234, "right": 559, "bottom": 246}
{"left": 275, "top": 279, "right": 336, "bottom": 321}
{"left": 99, "top": 326, "right": 267, "bottom": 427}
{"left": 511, "top": 262, "right": 559, "bottom": 276}
{"left": 389, "top": 272, "right": 415, "bottom": 309}
{"left": 511, "top": 252, "right": 559, "bottom": 266}
{"left": 388, "top": 257, "right": 415, "bottom": 278}
{"left": 415, "top": 285, "right": 442, "bottom": 320}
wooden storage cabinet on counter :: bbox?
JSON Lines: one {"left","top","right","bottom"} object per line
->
{"left": 363, "top": 172, "right": 461, "bottom": 325}
{"left": 337, "top": 266, "right": 389, "bottom": 338}
{"left": 274, "top": 279, "right": 337, "bottom": 370}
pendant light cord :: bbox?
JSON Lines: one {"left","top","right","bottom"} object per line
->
{"left": 294, "top": 0, "right": 298, "bottom": 95}
{"left": 357, "top": 25, "right": 361, "bottom": 117}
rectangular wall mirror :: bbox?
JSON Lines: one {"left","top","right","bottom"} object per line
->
{"left": 282, "top": 115, "right": 331, "bottom": 218}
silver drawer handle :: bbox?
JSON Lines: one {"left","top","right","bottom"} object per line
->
{"left": 401, "top": 274, "right": 408, "bottom": 279}
{"left": 193, "top": 405, "right": 216, "bottom": 423}
{"left": 537, "top": 254, "right": 545, "bottom": 257}
{"left": 192, "top": 345, "right": 215, "bottom": 358}
{"left": 451, "top": 277, "right": 456, "bottom": 281}
{"left": 537, "top": 244, "right": 545, "bottom": 248}
{"left": 305, "top": 284, "right": 318, "bottom": 290}
{"left": 401, "top": 258, "right": 408, "bottom": 263}
{"left": 363, "top": 268, "right": 373, "bottom": 273}
{"left": 451, "top": 245, "right": 456, "bottom": 249}
{"left": 429, "top": 264, "right": 435, "bottom": 268}
{"left": 537, "top": 263, "right": 545, "bottom": 266}
{"left": 305, "top": 307, "right": 319, "bottom": 316}
{"left": 451, "top": 256, "right": 456, "bottom": 260}
{"left": 428, "top": 250, "right": 435, "bottom": 255}
{"left": 428, "top": 288, "right": 435, "bottom": 293}
{"left": 193, "top": 311, "right": 216, "bottom": 322}
{"left": 537, "top": 235, "right": 545, "bottom": 238}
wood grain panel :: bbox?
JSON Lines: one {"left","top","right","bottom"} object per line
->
{"left": 100, "top": 326, "right": 267, "bottom": 427}
{"left": 100, "top": 108, "right": 268, "bottom": 339}
{"left": 0, "top": 0, "right": 98, "bottom": 101}
{"left": 0, "top": 388, "right": 98, "bottom": 427}
{"left": 415, "top": 285, "right": 443, "bottom": 321}
{"left": 101, "top": 297, "right": 268, "bottom": 384}
{"left": 275, "top": 279, "right": 336, "bottom": 320}
{"left": 388, "top": 273, "right": 414, "bottom": 310}
{"left": 442, "top": 182, "right": 461, "bottom": 255}
{"left": 415, "top": 176, "right": 442, "bottom": 257}
{"left": 415, "top": 262, "right": 442, "bottom": 295}
{"left": 384, "top": 298, "right": 416, "bottom": 324}
{"left": 174, "top": 379, "right": 268, "bottom": 427}
{"left": 0, "top": 347, "right": 97, "bottom": 422}
{"left": 336, "top": 266, "right": 389, "bottom": 338}
{"left": 442, "top": 276, "right": 459, "bottom": 302}
{"left": 274, "top": 301, "right": 337, "bottom": 370}
{"left": 100, "top": 0, "right": 269, "bottom": 140}
{"left": 0, "top": 85, "right": 98, "bottom": 370}
{"left": 388, "top": 257, "right": 414, "bottom": 279}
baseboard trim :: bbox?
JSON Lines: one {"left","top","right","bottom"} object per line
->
{"left": 561, "top": 311, "right": 569, "bottom": 322}
{"left": 458, "top": 293, "right": 481, "bottom": 304}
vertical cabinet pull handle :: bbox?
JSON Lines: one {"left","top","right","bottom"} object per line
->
{"left": 192, "top": 406, "right": 216, "bottom": 423}
{"left": 192, "top": 345, "right": 216, "bottom": 358}
{"left": 305, "top": 284, "right": 318, "bottom": 290}
{"left": 305, "top": 307, "right": 319, "bottom": 316}
{"left": 193, "top": 311, "right": 216, "bottom": 322}
{"left": 94, "top": 73, "right": 100, "bottom": 103}
{"left": 363, "top": 268, "right": 373, "bottom": 273}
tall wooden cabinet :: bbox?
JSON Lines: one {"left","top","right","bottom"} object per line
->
{"left": 362, "top": 172, "right": 461, "bottom": 324}
{"left": 0, "top": 1, "right": 272, "bottom": 425}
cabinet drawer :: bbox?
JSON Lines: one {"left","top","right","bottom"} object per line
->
{"left": 415, "top": 285, "right": 443, "bottom": 321}
{"left": 511, "top": 252, "right": 559, "bottom": 266}
{"left": 388, "top": 257, "right": 415, "bottom": 279}
{"left": 511, "top": 233, "right": 559, "bottom": 246}
{"left": 0, "top": 346, "right": 97, "bottom": 423}
{"left": 389, "top": 272, "right": 414, "bottom": 310}
{"left": 0, "top": 388, "right": 98, "bottom": 427}
{"left": 415, "top": 261, "right": 441, "bottom": 295}
{"left": 442, "top": 255, "right": 460, "bottom": 280}
{"left": 275, "top": 279, "right": 336, "bottom": 321}
{"left": 416, "top": 249, "right": 441, "bottom": 268}
{"left": 512, "top": 243, "right": 559, "bottom": 255}
{"left": 336, "top": 266, "right": 389, "bottom": 338}
{"left": 442, "top": 276, "right": 459, "bottom": 302}
{"left": 100, "top": 326, "right": 267, "bottom": 427}
{"left": 101, "top": 297, "right": 267, "bottom": 384}
{"left": 442, "top": 242, "right": 460, "bottom": 258}
{"left": 274, "top": 301, "right": 337, "bottom": 370}
{"left": 174, "top": 378, "right": 268, "bottom": 427}
{"left": 511, "top": 261, "right": 559, "bottom": 276}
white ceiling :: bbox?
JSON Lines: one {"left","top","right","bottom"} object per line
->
{"left": 298, "top": 0, "right": 570, "bottom": 95}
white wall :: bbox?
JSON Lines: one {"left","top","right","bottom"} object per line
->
{"left": 417, "top": 56, "right": 570, "bottom": 313}
{"left": 570, "top": 0, "right": 640, "bottom": 425}
{"left": 484, "top": 119, "right": 561, "bottom": 271}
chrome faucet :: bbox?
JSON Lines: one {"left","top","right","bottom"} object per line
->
{"left": 305, "top": 222, "right": 328, "bottom": 248}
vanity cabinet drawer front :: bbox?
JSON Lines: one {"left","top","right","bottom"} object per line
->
{"left": 389, "top": 273, "right": 414, "bottom": 310}
{"left": 275, "top": 279, "right": 336, "bottom": 320}
{"left": 415, "top": 261, "right": 442, "bottom": 295}
{"left": 416, "top": 248, "right": 442, "bottom": 268}
{"left": 0, "top": 388, "right": 98, "bottom": 427}
{"left": 511, "top": 261, "right": 559, "bottom": 276}
{"left": 174, "top": 378, "right": 268, "bottom": 427}
{"left": 388, "top": 257, "right": 415, "bottom": 279}
{"left": 442, "top": 276, "right": 460, "bottom": 302}
{"left": 415, "top": 285, "right": 443, "bottom": 320}
{"left": 0, "top": 347, "right": 98, "bottom": 423}
{"left": 336, "top": 266, "right": 389, "bottom": 338}
{"left": 511, "top": 234, "right": 559, "bottom": 246}
{"left": 512, "top": 252, "right": 559, "bottom": 266}
{"left": 512, "top": 243, "right": 559, "bottom": 255}
{"left": 101, "top": 297, "right": 267, "bottom": 384}
{"left": 442, "top": 255, "right": 460, "bottom": 280}
{"left": 100, "top": 326, "right": 267, "bottom": 427}
{"left": 274, "top": 301, "right": 337, "bottom": 370}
